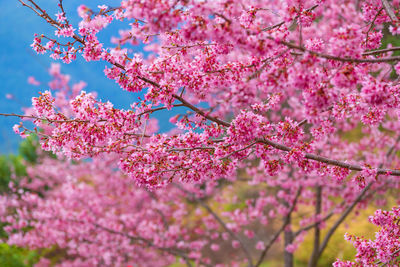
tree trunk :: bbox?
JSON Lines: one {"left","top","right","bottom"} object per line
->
{"left": 308, "top": 186, "right": 322, "bottom": 267}
{"left": 284, "top": 224, "right": 294, "bottom": 267}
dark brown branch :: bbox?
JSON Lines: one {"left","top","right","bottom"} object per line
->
{"left": 316, "top": 182, "right": 373, "bottom": 259}
{"left": 214, "top": 12, "right": 232, "bottom": 25}
{"left": 365, "top": 8, "right": 384, "bottom": 47}
{"left": 0, "top": 112, "right": 91, "bottom": 123}
{"left": 18, "top": 0, "right": 42, "bottom": 17}
{"left": 201, "top": 201, "right": 254, "bottom": 267}
{"left": 173, "top": 183, "right": 254, "bottom": 267}
{"left": 161, "top": 43, "right": 216, "bottom": 49}
{"left": 219, "top": 141, "right": 257, "bottom": 160}
{"left": 255, "top": 187, "right": 302, "bottom": 267}
{"left": 308, "top": 186, "right": 322, "bottom": 267}
{"left": 283, "top": 220, "right": 294, "bottom": 267}
{"left": 277, "top": 38, "right": 400, "bottom": 63}
{"left": 4, "top": 110, "right": 400, "bottom": 178}
{"left": 293, "top": 211, "right": 334, "bottom": 238}
{"left": 90, "top": 222, "right": 202, "bottom": 267}
{"left": 283, "top": 185, "right": 296, "bottom": 267}
{"left": 261, "top": 5, "right": 319, "bottom": 32}
{"left": 54, "top": 217, "right": 208, "bottom": 266}
{"left": 168, "top": 146, "right": 215, "bottom": 152}
{"left": 137, "top": 104, "right": 185, "bottom": 116}
{"left": 363, "top": 46, "right": 400, "bottom": 56}
{"left": 247, "top": 49, "right": 290, "bottom": 81}
{"left": 382, "top": 0, "right": 399, "bottom": 23}
{"left": 257, "top": 138, "right": 400, "bottom": 176}
{"left": 172, "top": 94, "right": 230, "bottom": 127}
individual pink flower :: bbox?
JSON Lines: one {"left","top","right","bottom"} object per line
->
{"left": 255, "top": 241, "right": 265, "bottom": 250}
{"left": 28, "top": 76, "right": 40, "bottom": 86}
{"left": 210, "top": 244, "right": 220, "bottom": 251}
{"left": 12, "top": 124, "right": 20, "bottom": 134}
{"left": 98, "top": 5, "right": 108, "bottom": 10}
{"left": 5, "top": 94, "right": 14, "bottom": 99}
{"left": 55, "top": 12, "right": 66, "bottom": 23}
{"left": 232, "top": 240, "right": 240, "bottom": 249}
{"left": 55, "top": 26, "right": 75, "bottom": 37}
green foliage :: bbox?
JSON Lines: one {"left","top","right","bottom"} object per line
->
{"left": 0, "top": 156, "right": 12, "bottom": 192}
{"left": 9, "top": 155, "right": 28, "bottom": 178}
{"left": 0, "top": 243, "right": 39, "bottom": 267}
{"left": 382, "top": 27, "right": 400, "bottom": 55}
{"left": 18, "top": 135, "right": 39, "bottom": 164}
{"left": 379, "top": 26, "right": 400, "bottom": 79}
{"left": 0, "top": 134, "right": 40, "bottom": 193}
{"left": 0, "top": 154, "right": 28, "bottom": 192}
{"left": 0, "top": 135, "right": 42, "bottom": 266}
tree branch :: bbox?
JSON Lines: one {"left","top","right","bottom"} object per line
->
{"left": 293, "top": 211, "right": 334, "bottom": 238}
{"left": 255, "top": 187, "right": 302, "bottom": 267}
{"left": 173, "top": 183, "right": 255, "bottom": 267}
{"left": 308, "top": 186, "right": 322, "bottom": 267}
{"left": 382, "top": 0, "right": 399, "bottom": 23}
{"left": 172, "top": 94, "right": 230, "bottom": 127}
{"left": 257, "top": 138, "right": 400, "bottom": 176}
{"left": 276, "top": 38, "right": 400, "bottom": 63}
{"left": 261, "top": 5, "right": 319, "bottom": 32}
{"left": 363, "top": 46, "right": 400, "bottom": 56}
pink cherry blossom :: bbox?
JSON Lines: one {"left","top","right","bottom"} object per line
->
{"left": 27, "top": 76, "right": 40, "bottom": 86}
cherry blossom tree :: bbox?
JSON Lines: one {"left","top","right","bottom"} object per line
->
{"left": 2, "top": 0, "right": 400, "bottom": 266}
{"left": 334, "top": 206, "right": 400, "bottom": 266}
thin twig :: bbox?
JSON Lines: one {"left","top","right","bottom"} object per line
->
{"left": 365, "top": 8, "right": 384, "bottom": 47}
{"left": 261, "top": 5, "right": 319, "bottom": 32}
{"left": 363, "top": 46, "right": 400, "bottom": 56}
{"left": 219, "top": 141, "right": 257, "bottom": 160}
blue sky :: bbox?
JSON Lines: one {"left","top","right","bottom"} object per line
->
{"left": 0, "top": 0, "right": 174, "bottom": 154}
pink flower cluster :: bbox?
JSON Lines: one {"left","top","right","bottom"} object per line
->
{"left": 334, "top": 206, "right": 400, "bottom": 266}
